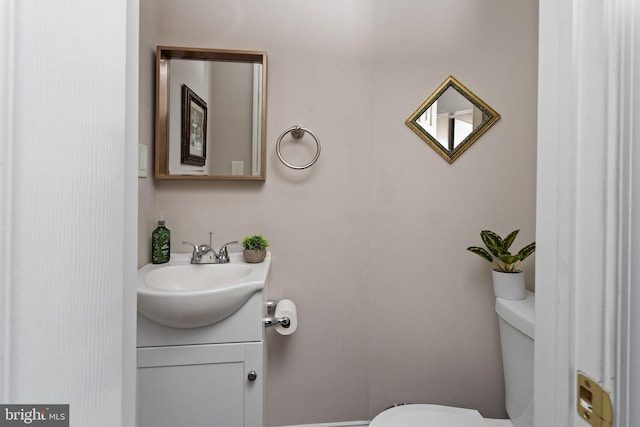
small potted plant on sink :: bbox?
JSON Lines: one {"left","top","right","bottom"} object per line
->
{"left": 467, "top": 229, "right": 536, "bottom": 300}
{"left": 241, "top": 234, "right": 269, "bottom": 263}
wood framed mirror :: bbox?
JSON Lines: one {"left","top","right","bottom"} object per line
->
{"left": 155, "top": 46, "right": 267, "bottom": 180}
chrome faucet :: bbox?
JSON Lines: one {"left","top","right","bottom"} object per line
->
{"left": 182, "top": 232, "right": 239, "bottom": 264}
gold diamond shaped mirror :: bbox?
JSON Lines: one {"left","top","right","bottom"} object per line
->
{"left": 405, "top": 76, "right": 500, "bottom": 164}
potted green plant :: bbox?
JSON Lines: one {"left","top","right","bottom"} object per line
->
{"left": 241, "top": 234, "right": 269, "bottom": 263}
{"left": 467, "top": 229, "right": 536, "bottom": 300}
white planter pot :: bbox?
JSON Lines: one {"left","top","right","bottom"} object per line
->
{"left": 492, "top": 269, "right": 526, "bottom": 300}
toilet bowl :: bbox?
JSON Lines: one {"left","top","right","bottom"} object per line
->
{"left": 370, "top": 291, "right": 535, "bottom": 427}
{"left": 369, "top": 404, "right": 515, "bottom": 427}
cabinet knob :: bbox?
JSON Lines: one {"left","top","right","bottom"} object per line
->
{"left": 247, "top": 370, "right": 258, "bottom": 382}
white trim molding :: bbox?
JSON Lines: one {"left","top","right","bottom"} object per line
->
{"left": 272, "top": 422, "right": 369, "bottom": 427}
{"left": 535, "top": 1, "right": 578, "bottom": 425}
{"left": 0, "top": 0, "right": 16, "bottom": 403}
{"left": 615, "top": 1, "right": 640, "bottom": 426}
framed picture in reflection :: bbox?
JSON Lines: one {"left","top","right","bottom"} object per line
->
{"left": 181, "top": 84, "right": 207, "bottom": 166}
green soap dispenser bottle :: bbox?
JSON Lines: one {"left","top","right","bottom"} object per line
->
{"left": 151, "top": 213, "right": 170, "bottom": 264}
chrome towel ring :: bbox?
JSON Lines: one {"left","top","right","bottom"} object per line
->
{"left": 276, "top": 125, "right": 321, "bottom": 170}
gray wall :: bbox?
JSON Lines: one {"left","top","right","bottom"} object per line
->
{"left": 138, "top": 0, "right": 538, "bottom": 425}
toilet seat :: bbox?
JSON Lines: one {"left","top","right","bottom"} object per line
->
{"left": 369, "top": 404, "right": 487, "bottom": 427}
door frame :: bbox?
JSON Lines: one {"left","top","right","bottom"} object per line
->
{"left": 536, "top": 1, "right": 638, "bottom": 426}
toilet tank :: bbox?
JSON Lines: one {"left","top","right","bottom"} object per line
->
{"left": 495, "top": 291, "right": 534, "bottom": 427}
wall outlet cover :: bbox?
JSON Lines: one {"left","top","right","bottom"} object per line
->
{"left": 231, "top": 161, "right": 244, "bottom": 176}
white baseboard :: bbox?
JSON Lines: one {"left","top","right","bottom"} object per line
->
{"left": 271, "top": 422, "right": 369, "bottom": 427}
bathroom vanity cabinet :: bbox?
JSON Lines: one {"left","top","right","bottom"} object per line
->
{"left": 136, "top": 292, "right": 266, "bottom": 427}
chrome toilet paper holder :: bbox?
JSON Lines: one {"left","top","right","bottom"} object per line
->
{"left": 263, "top": 300, "right": 291, "bottom": 328}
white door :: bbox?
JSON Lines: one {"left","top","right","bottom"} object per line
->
{"left": 0, "top": 1, "right": 138, "bottom": 425}
{"left": 536, "top": 1, "right": 639, "bottom": 426}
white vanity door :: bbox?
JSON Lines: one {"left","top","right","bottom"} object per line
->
{"left": 137, "top": 342, "right": 263, "bottom": 427}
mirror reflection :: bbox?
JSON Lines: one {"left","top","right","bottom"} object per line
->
{"left": 155, "top": 47, "right": 267, "bottom": 180}
{"left": 406, "top": 76, "right": 500, "bottom": 164}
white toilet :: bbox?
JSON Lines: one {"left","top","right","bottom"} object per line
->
{"left": 370, "top": 291, "right": 534, "bottom": 427}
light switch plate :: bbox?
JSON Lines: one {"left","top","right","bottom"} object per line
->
{"left": 138, "top": 144, "right": 148, "bottom": 178}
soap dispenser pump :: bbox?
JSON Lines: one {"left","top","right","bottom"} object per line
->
{"left": 151, "top": 213, "right": 170, "bottom": 264}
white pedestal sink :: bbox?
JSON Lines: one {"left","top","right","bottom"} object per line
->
{"left": 137, "top": 252, "right": 270, "bottom": 328}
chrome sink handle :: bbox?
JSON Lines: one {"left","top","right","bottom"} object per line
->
{"left": 217, "top": 241, "right": 239, "bottom": 263}
{"left": 182, "top": 241, "right": 209, "bottom": 263}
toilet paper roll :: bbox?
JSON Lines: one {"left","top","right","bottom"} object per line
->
{"left": 274, "top": 299, "right": 297, "bottom": 336}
